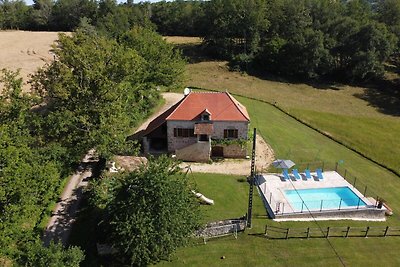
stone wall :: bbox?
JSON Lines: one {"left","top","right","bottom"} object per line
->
{"left": 220, "top": 143, "right": 247, "bottom": 158}
{"left": 196, "top": 217, "right": 247, "bottom": 237}
{"left": 175, "top": 141, "right": 211, "bottom": 162}
{"left": 167, "top": 120, "right": 249, "bottom": 152}
{"left": 211, "top": 121, "right": 249, "bottom": 139}
{"left": 166, "top": 121, "right": 198, "bottom": 152}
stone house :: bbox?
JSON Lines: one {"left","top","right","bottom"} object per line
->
{"left": 141, "top": 91, "right": 250, "bottom": 162}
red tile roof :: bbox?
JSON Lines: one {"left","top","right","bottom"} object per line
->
{"left": 166, "top": 92, "right": 250, "bottom": 122}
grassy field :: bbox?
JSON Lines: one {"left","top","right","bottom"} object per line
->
{"left": 167, "top": 36, "right": 400, "bottom": 175}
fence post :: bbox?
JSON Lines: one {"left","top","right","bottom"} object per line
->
{"left": 286, "top": 228, "right": 290, "bottom": 239}
{"left": 270, "top": 192, "right": 272, "bottom": 204}
{"left": 265, "top": 225, "right": 268, "bottom": 236}
{"left": 326, "top": 227, "right": 330, "bottom": 238}
{"left": 357, "top": 198, "right": 361, "bottom": 210}
{"left": 365, "top": 226, "right": 370, "bottom": 238}
{"left": 301, "top": 201, "right": 304, "bottom": 213}
{"left": 384, "top": 226, "right": 389, "bottom": 237}
{"left": 335, "top": 162, "right": 338, "bottom": 172}
{"left": 363, "top": 186, "right": 367, "bottom": 197}
{"left": 282, "top": 203, "right": 285, "bottom": 214}
{"left": 338, "top": 199, "right": 342, "bottom": 210}
{"left": 344, "top": 169, "right": 347, "bottom": 179}
{"left": 375, "top": 196, "right": 379, "bottom": 207}
{"left": 306, "top": 227, "right": 310, "bottom": 239}
{"left": 345, "top": 226, "right": 350, "bottom": 238}
{"left": 320, "top": 200, "right": 323, "bottom": 211}
{"left": 322, "top": 161, "right": 325, "bottom": 172}
{"left": 353, "top": 176, "right": 356, "bottom": 187}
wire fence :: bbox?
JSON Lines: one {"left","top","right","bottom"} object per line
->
{"left": 264, "top": 225, "right": 400, "bottom": 239}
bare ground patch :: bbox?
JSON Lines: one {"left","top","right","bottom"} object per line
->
{"left": 0, "top": 31, "right": 64, "bottom": 92}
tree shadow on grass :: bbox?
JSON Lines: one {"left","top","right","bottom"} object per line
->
{"left": 353, "top": 78, "right": 400, "bottom": 116}
{"left": 175, "top": 43, "right": 223, "bottom": 64}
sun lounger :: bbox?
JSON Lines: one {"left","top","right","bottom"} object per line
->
{"left": 316, "top": 168, "right": 324, "bottom": 180}
{"left": 282, "top": 169, "right": 291, "bottom": 180}
{"left": 292, "top": 169, "right": 301, "bottom": 180}
{"left": 305, "top": 169, "right": 312, "bottom": 179}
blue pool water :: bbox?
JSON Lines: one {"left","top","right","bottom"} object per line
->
{"left": 284, "top": 187, "right": 367, "bottom": 211}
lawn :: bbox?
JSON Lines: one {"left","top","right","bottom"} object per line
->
{"left": 156, "top": 97, "right": 400, "bottom": 267}
{"left": 175, "top": 42, "right": 400, "bottom": 175}
{"left": 157, "top": 173, "right": 400, "bottom": 267}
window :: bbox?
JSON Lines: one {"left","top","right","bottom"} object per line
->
{"left": 202, "top": 114, "right": 210, "bottom": 121}
{"left": 224, "top": 129, "right": 238, "bottom": 139}
{"left": 174, "top": 128, "right": 195, "bottom": 137}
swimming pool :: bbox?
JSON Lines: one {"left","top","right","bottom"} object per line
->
{"left": 284, "top": 186, "right": 367, "bottom": 211}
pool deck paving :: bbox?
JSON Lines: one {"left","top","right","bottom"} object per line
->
{"left": 256, "top": 171, "right": 386, "bottom": 221}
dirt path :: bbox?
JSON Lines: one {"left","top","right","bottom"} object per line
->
{"left": 136, "top": 92, "right": 275, "bottom": 175}
{"left": 42, "top": 150, "right": 97, "bottom": 246}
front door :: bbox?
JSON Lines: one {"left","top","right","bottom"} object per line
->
{"left": 199, "top": 134, "right": 209, "bottom": 141}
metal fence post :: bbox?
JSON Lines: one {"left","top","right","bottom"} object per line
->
{"left": 357, "top": 198, "right": 361, "bottom": 209}
{"left": 345, "top": 226, "right": 350, "bottom": 238}
{"left": 338, "top": 199, "right": 342, "bottom": 210}
{"left": 384, "top": 226, "right": 389, "bottom": 237}
{"left": 301, "top": 201, "right": 304, "bottom": 213}
{"left": 326, "top": 227, "right": 330, "bottom": 238}
{"left": 353, "top": 176, "right": 356, "bottom": 187}
{"left": 363, "top": 186, "right": 367, "bottom": 197}
{"left": 265, "top": 225, "right": 268, "bottom": 236}
{"left": 306, "top": 227, "right": 310, "bottom": 239}
{"left": 286, "top": 228, "right": 290, "bottom": 239}
{"left": 365, "top": 226, "right": 370, "bottom": 238}
{"left": 270, "top": 192, "right": 272, "bottom": 204}
{"left": 320, "top": 200, "right": 323, "bottom": 211}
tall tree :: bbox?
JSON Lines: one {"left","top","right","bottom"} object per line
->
{"left": 91, "top": 156, "right": 200, "bottom": 266}
{"left": 120, "top": 26, "right": 186, "bottom": 90}
{"left": 30, "top": 0, "right": 53, "bottom": 30}
{"left": 203, "top": 0, "right": 269, "bottom": 58}
{"left": 50, "top": 0, "right": 97, "bottom": 31}
{"left": 31, "top": 31, "right": 155, "bottom": 160}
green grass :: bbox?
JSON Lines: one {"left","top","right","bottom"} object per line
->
{"left": 182, "top": 58, "right": 400, "bottom": 175}
{"left": 156, "top": 97, "right": 400, "bottom": 267}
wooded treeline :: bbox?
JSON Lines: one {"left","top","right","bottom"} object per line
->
{"left": 1, "top": 6, "right": 187, "bottom": 265}
{"left": 150, "top": 0, "right": 400, "bottom": 81}
{"left": 2, "top": 0, "right": 399, "bottom": 81}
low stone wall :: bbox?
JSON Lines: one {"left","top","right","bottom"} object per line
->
{"left": 219, "top": 144, "right": 247, "bottom": 158}
{"left": 196, "top": 217, "right": 247, "bottom": 237}
{"left": 175, "top": 142, "right": 211, "bottom": 162}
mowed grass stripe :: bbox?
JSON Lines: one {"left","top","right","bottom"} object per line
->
{"left": 291, "top": 109, "right": 400, "bottom": 174}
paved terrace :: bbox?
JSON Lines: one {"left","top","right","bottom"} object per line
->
{"left": 256, "top": 171, "right": 378, "bottom": 218}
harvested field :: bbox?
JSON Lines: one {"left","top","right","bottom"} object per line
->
{"left": 0, "top": 31, "right": 63, "bottom": 92}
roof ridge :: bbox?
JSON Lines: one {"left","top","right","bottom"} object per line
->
{"left": 226, "top": 92, "right": 250, "bottom": 121}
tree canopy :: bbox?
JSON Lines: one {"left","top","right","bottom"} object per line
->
{"left": 31, "top": 28, "right": 184, "bottom": 161}
{"left": 90, "top": 156, "right": 201, "bottom": 266}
